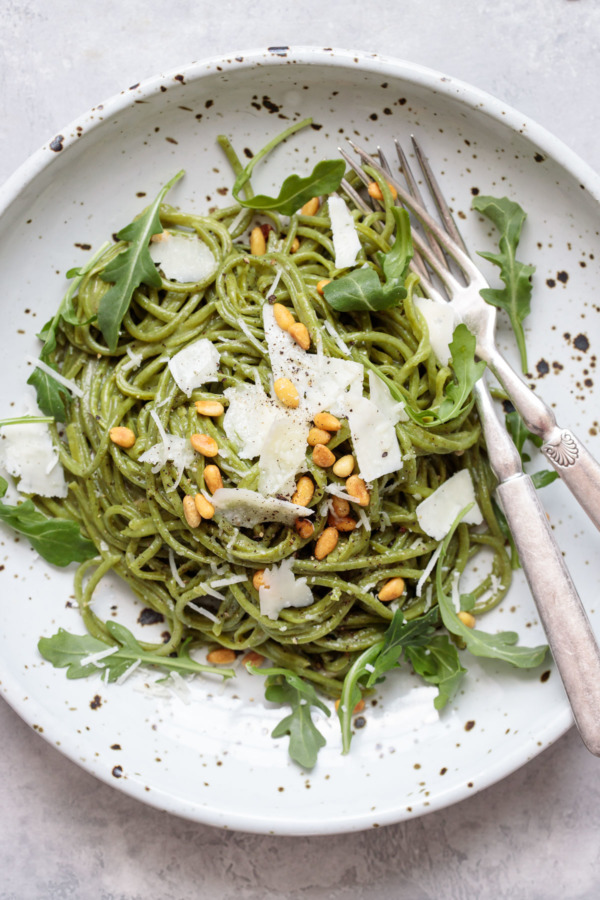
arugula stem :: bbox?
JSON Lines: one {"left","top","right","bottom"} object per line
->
{"left": 338, "top": 641, "right": 383, "bottom": 754}
{"left": 0, "top": 416, "right": 54, "bottom": 427}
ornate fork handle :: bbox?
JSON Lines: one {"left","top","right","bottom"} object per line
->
{"left": 488, "top": 346, "right": 600, "bottom": 532}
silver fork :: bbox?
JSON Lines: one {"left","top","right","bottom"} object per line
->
{"left": 341, "top": 140, "right": 600, "bottom": 534}
{"left": 340, "top": 138, "right": 600, "bottom": 756}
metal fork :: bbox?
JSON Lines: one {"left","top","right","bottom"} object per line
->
{"left": 341, "top": 139, "right": 600, "bottom": 535}
{"left": 340, "top": 138, "right": 600, "bottom": 756}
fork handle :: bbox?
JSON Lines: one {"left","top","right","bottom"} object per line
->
{"left": 488, "top": 348, "right": 600, "bottom": 532}
{"left": 496, "top": 473, "right": 600, "bottom": 756}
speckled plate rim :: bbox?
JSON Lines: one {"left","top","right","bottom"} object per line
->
{"left": 1, "top": 46, "right": 598, "bottom": 834}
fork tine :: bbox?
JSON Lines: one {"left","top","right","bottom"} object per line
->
{"left": 394, "top": 139, "right": 448, "bottom": 272}
{"left": 410, "top": 136, "right": 468, "bottom": 255}
{"left": 345, "top": 138, "right": 482, "bottom": 285}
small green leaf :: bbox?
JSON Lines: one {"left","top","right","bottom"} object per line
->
{"left": 406, "top": 636, "right": 466, "bottom": 710}
{"left": 505, "top": 410, "right": 558, "bottom": 491}
{"left": 472, "top": 195, "right": 535, "bottom": 373}
{"left": 98, "top": 171, "right": 184, "bottom": 350}
{"left": 406, "top": 324, "right": 486, "bottom": 426}
{"left": 0, "top": 476, "right": 97, "bottom": 566}
{"left": 235, "top": 159, "right": 346, "bottom": 217}
{"left": 436, "top": 507, "right": 547, "bottom": 668}
{"left": 249, "top": 665, "right": 330, "bottom": 768}
{"left": 38, "top": 624, "right": 235, "bottom": 683}
{"left": 27, "top": 360, "right": 71, "bottom": 422}
{"left": 366, "top": 607, "right": 440, "bottom": 686}
{"left": 530, "top": 469, "right": 559, "bottom": 489}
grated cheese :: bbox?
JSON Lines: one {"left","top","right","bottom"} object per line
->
{"left": 115, "top": 658, "right": 142, "bottom": 685}
{"left": 368, "top": 370, "right": 408, "bottom": 424}
{"left": 187, "top": 602, "right": 220, "bottom": 623}
{"left": 416, "top": 543, "right": 444, "bottom": 598}
{"left": 168, "top": 547, "right": 185, "bottom": 588}
{"left": 26, "top": 354, "right": 84, "bottom": 398}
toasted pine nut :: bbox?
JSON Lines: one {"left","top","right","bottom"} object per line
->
{"left": 292, "top": 475, "right": 315, "bottom": 507}
{"left": 335, "top": 698, "right": 365, "bottom": 714}
{"left": 378, "top": 577, "right": 405, "bottom": 603}
{"left": 289, "top": 321, "right": 311, "bottom": 351}
{"left": 314, "top": 526, "right": 339, "bottom": 559}
{"left": 290, "top": 237, "right": 300, "bottom": 253}
{"left": 458, "top": 610, "right": 476, "bottom": 628}
{"left": 204, "top": 464, "right": 223, "bottom": 494}
{"left": 295, "top": 518, "right": 315, "bottom": 540}
{"left": 150, "top": 231, "right": 169, "bottom": 243}
{"left": 273, "top": 302, "right": 296, "bottom": 332}
{"left": 327, "top": 513, "right": 356, "bottom": 532}
{"left": 301, "top": 197, "right": 320, "bottom": 216}
{"left": 207, "top": 648, "right": 236, "bottom": 665}
{"left": 307, "top": 427, "right": 332, "bottom": 446}
{"left": 250, "top": 225, "right": 266, "bottom": 256}
{"left": 316, "top": 279, "right": 331, "bottom": 295}
{"left": 253, "top": 570, "right": 266, "bottom": 590}
{"left": 332, "top": 454, "right": 355, "bottom": 478}
{"left": 367, "top": 180, "right": 398, "bottom": 201}
{"left": 314, "top": 412, "right": 341, "bottom": 432}
{"left": 331, "top": 497, "right": 350, "bottom": 518}
{"left": 190, "top": 433, "right": 219, "bottom": 457}
{"left": 109, "top": 426, "right": 136, "bottom": 449}
{"left": 346, "top": 474, "right": 370, "bottom": 507}
{"left": 194, "top": 399, "right": 225, "bottom": 417}
{"left": 194, "top": 494, "right": 215, "bottom": 520}
{"left": 274, "top": 377, "right": 299, "bottom": 408}
{"left": 183, "top": 495, "right": 201, "bottom": 528}
{"left": 243, "top": 650, "right": 266, "bottom": 667}
{"left": 312, "top": 443, "right": 336, "bottom": 468}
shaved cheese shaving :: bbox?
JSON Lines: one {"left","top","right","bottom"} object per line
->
{"left": 416, "top": 470, "right": 483, "bottom": 541}
{"left": 168, "top": 339, "right": 220, "bottom": 397}
{"left": 416, "top": 543, "right": 444, "bottom": 597}
{"left": 258, "top": 415, "right": 309, "bottom": 498}
{"left": 210, "top": 574, "right": 247, "bottom": 588}
{"left": 356, "top": 507, "right": 371, "bottom": 532}
{"left": 368, "top": 370, "right": 408, "bottom": 424}
{"left": 149, "top": 231, "right": 217, "bottom": 283}
{"left": 198, "top": 582, "right": 227, "bottom": 601}
{"left": 259, "top": 558, "right": 313, "bottom": 621}
{"left": 325, "top": 484, "right": 356, "bottom": 503}
{"left": 115, "top": 658, "right": 142, "bottom": 685}
{"left": 187, "top": 602, "right": 219, "bottom": 623}
{"left": 211, "top": 487, "right": 312, "bottom": 528}
{"left": 80, "top": 645, "right": 120, "bottom": 667}
{"left": 414, "top": 296, "right": 458, "bottom": 367}
{"left": 328, "top": 195, "right": 361, "bottom": 269}
{"left": 342, "top": 394, "right": 403, "bottom": 483}
{"left": 26, "top": 354, "right": 84, "bottom": 398}
{"left": 168, "top": 547, "right": 185, "bottom": 588}
{"left": 223, "top": 382, "right": 279, "bottom": 460}
{"left": 323, "top": 319, "right": 351, "bottom": 355}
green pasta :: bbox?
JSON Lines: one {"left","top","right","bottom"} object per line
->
{"left": 31, "top": 178, "right": 512, "bottom": 700}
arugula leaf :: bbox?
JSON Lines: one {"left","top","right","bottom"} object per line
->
{"left": 0, "top": 476, "right": 97, "bottom": 566}
{"left": 38, "top": 622, "right": 235, "bottom": 682}
{"left": 365, "top": 606, "right": 439, "bottom": 685}
{"left": 28, "top": 241, "right": 111, "bottom": 421}
{"left": 228, "top": 117, "right": 345, "bottom": 216}
{"left": 248, "top": 665, "right": 330, "bottom": 768}
{"left": 98, "top": 170, "right": 184, "bottom": 350}
{"left": 323, "top": 207, "right": 413, "bottom": 312}
{"left": 338, "top": 607, "right": 444, "bottom": 754}
{"left": 436, "top": 507, "right": 547, "bottom": 668}
{"left": 472, "top": 195, "right": 535, "bottom": 373}
{"left": 236, "top": 159, "right": 345, "bottom": 216}
{"left": 505, "top": 410, "right": 558, "bottom": 489}
{"left": 406, "top": 324, "right": 486, "bottom": 426}
{"left": 406, "top": 636, "right": 466, "bottom": 711}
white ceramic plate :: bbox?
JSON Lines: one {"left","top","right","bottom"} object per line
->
{"left": 1, "top": 48, "right": 599, "bottom": 835}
